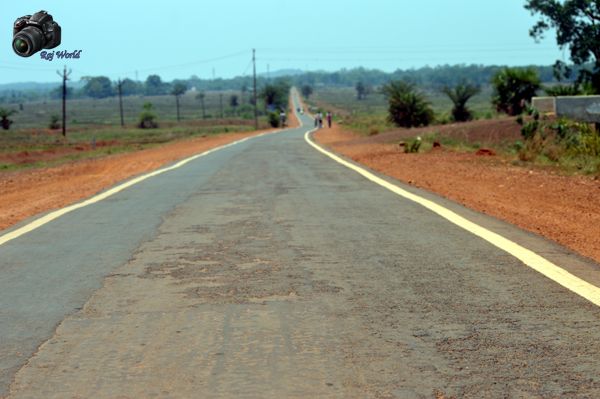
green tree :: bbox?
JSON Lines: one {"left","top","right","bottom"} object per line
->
{"left": 442, "top": 82, "right": 481, "bottom": 122}
{"left": 120, "top": 78, "right": 141, "bottom": 96}
{"left": 526, "top": 0, "right": 600, "bottom": 92}
{"left": 301, "top": 84, "right": 313, "bottom": 99}
{"left": 81, "top": 76, "right": 113, "bottom": 98}
{"left": 261, "top": 84, "right": 279, "bottom": 108}
{"left": 260, "top": 80, "right": 290, "bottom": 110}
{"left": 50, "top": 85, "right": 73, "bottom": 100}
{"left": 491, "top": 67, "right": 540, "bottom": 116}
{"left": 381, "top": 81, "right": 434, "bottom": 128}
{"left": 196, "top": 91, "right": 206, "bottom": 119}
{"left": 0, "top": 108, "right": 17, "bottom": 130}
{"left": 171, "top": 83, "right": 187, "bottom": 122}
{"left": 145, "top": 74, "right": 167, "bottom": 95}
{"left": 355, "top": 81, "right": 367, "bottom": 100}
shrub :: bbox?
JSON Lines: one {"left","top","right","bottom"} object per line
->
{"left": 491, "top": 67, "right": 541, "bottom": 116}
{"left": 517, "top": 117, "right": 600, "bottom": 173}
{"left": 268, "top": 112, "right": 280, "bottom": 128}
{"left": 49, "top": 114, "right": 61, "bottom": 130}
{"left": 382, "top": 81, "right": 434, "bottom": 128}
{"left": 405, "top": 137, "right": 422, "bottom": 153}
{"left": 521, "top": 120, "right": 539, "bottom": 140}
{"left": 139, "top": 102, "right": 158, "bottom": 129}
{"left": 544, "top": 84, "right": 582, "bottom": 96}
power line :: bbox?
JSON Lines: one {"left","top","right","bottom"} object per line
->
{"left": 111, "top": 50, "right": 249, "bottom": 76}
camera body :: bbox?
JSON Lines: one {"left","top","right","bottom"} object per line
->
{"left": 13, "top": 10, "right": 61, "bottom": 57}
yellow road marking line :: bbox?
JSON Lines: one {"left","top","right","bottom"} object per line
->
{"left": 0, "top": 130, "right": 280, "bottom": 247}
{"left": 304, "top": 129, "right": 600, "bottom": 308}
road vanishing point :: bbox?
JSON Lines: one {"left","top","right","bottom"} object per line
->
{"left": 1, "top": 91, "right": 600, "bottom": 398}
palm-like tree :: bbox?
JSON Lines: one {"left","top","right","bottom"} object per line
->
{"left": 196, "top": 91, "right": 206, "bottom": 119}
{"left": 442, "top": 83, "right": 481, "bottom": 122}
{"left": 171, "top": 83, "right": 187, "bottom": 121}
{"left": 0, "top": 108, "right": 17, "bottom": 130}
{"left": 381, "top": 81, "right": 434, "bottom": 128}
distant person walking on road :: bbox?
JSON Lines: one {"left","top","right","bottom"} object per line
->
{"left": 279, "top": 110, "right": 286, "bottom": 127}
{"left": 318, "top": 112, "right": 323, "bottom": 128}
{"left": 326, "top": 112, "right": 332, "bottom": 128}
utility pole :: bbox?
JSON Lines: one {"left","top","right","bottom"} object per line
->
{"left": 117, "top": 79, "right": 124, "bottom": 127}
{"left": 252, "top": 48, "right": 258, "bottom": 130}
{"left": 219, "top": 93, "right": 223, "bottom": 119}
{"left": 56, "top": 65, "right": 71, "bottom": 137}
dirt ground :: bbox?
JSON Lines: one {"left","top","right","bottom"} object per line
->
{"left": 347, "top": 116, "right": 524, "bottom": 146}
{"left": 314, "top": 122, "right": 600, "bottom": 265}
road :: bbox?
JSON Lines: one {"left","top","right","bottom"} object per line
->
{"left": 1, "top": 92, "right": 600, "bottom": 398}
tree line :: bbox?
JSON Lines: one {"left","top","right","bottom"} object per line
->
{"left": 0, "top": 64, "right": 579, "bottom": 105}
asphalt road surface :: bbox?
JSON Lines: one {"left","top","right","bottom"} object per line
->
{"left": 1, "top": 92, "right": 600, "bottom": 398}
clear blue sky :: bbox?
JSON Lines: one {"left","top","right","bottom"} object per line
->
{"left": 0, "top": 0, "right": 564, "bottom": 84}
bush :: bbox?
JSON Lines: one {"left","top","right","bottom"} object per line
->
{"left": 268, "top": 112, "right": 280, "bottom": 128}
{"left": 404, "top": 137, "right": 422, "bottom": 153}
{"left": 49, "top": 114, "right": 61, "bottom": 130}
{"left": 521, "top": 120, "right": 539, "bottom": 140}
{"left": 491, "top": 67, "right": 541, "bottom": 116}
{"left": 517, "top": 117, "right": 600, "bottom": 173}
{"left": 544, "top": 84, "right": 583, "bottom": 96}
{"left": 139, "top": 102, "right": 158, "bottom": 129}
{"left": 382, "top": 81, "right": 434, "bottom": 128}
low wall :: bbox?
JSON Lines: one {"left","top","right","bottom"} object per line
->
{"left": 532, "top": 97, "right": 555, "bottom": 114}
{"left": 555, "top": 95, "right": 600, "bottom": 123}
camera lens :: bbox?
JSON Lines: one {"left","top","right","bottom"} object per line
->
{"left": 12, "top": 26, "right": 44, "bottom": 57}
{"left": 13, "top": 38, "right": 29, "bottom": 55}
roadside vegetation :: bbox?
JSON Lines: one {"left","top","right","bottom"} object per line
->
{"left": 303, "top": 64, "right": 600, "bottom": 175}
{"left": 0, "top": 119, "right": 261, "bottom": 171}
